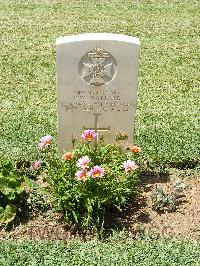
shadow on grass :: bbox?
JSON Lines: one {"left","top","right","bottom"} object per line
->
{"left": 168, "top": 159, "right": 199, "bottom": 170}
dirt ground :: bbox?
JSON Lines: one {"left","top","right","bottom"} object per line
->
{"left": 127, "top": 169, "right": 200, "bottom": 239}
{"left": 0, "top": 168, "right": 200, "bottom": 240}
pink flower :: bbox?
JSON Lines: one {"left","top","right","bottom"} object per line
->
{"left": 31, "top": 160, "right": 42, "bottom": 170}
{"left": 122, "top": 160, "right": 138, "bottom": 173}
{"left": 81, "top": 129, "right": 97, "bottom": 142}
{"left": 88, "top": 166, "right": 104, "bottom": 178}
{"left": 77, "top": 156, "right": 90, "bottom": 169}
{"left": 38, "top": 142, "right": 47, "bottom": 149}
{"left": 40, "top": 135, "right": 52, "bottom": 144}
{"left": 75, "top": 169, "right": 88, "bottom": 181}
{"left": 39, "top": 135, "right": 53, "bottom": 149}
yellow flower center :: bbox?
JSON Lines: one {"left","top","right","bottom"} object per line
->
{"left": 94, "top": 173, "right": 100, "bottom": 177}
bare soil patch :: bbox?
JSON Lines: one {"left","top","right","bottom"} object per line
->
{"left": 125, "top": 170, "right": 200, "bottom": 239}
{"left": 0, "top": 169, "right": 199, "bottom": 240}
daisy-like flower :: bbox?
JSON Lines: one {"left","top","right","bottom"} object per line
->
{"left": 31, "top": 160, "right": 42, "bottom": 170}
{"left": 75, "top": 169, "right": 88, "bottom": 181}
{"left": 88, "top": 166, "right": 104, "bottom": 178}
{"left": 130, "top": 146, "right": 141, "bottom": 153}
{"left": 81, "top": 129, "right": 97, "bottom": 142}
{"left": 77, "top": 156, "right": 90, "bottom": 169}
{"left": 63, "top": 152, "right": 74, "bottom": 161}
{"left": 122, "top": 160, "right": 138, "bottom": 173}
{"left": 39, "top": 135, "right": 53, "bottom": 149}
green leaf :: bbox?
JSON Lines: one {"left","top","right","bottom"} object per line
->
{"left": 0, "top": 204, "right": 17, "bottom": 224}
{"left": 0, "top": 172, "right": 23, "bottom": 200}
{"left": 0, "top": 183, "right": 22, "bottom": 200}
{"left": 72, "top": 210, "right": 78, "bottom": 223}
{"left": 114, "top": 204, "right": 122, "bottom": 212}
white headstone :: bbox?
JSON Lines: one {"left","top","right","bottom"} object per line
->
{"left": 56, "top": 33, "right": 140, "bottom": 152}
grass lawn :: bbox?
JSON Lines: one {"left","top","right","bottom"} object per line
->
{"left": 0, "top": 0, "right": 199, "bottom": 165}
{"left": 0, "top": 1, "right": 199, "bottom": 263}
{"left": 0, "top": 238, "right": 200, "bottom": 266}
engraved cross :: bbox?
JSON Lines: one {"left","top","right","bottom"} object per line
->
{"left": 83, "top": 114, "right": 110, "bottom": 146}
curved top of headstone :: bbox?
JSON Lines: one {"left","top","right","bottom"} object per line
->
{"left": 56, "top": 33, "right": 140, "bottom": 46}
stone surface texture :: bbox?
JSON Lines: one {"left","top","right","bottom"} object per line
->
{"left": 56, "top": 33, "right": 140, "bottom": 152}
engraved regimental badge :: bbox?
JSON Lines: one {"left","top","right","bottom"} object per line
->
{"left": 79, "top": 47, "right": 117, "bottom": 86}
